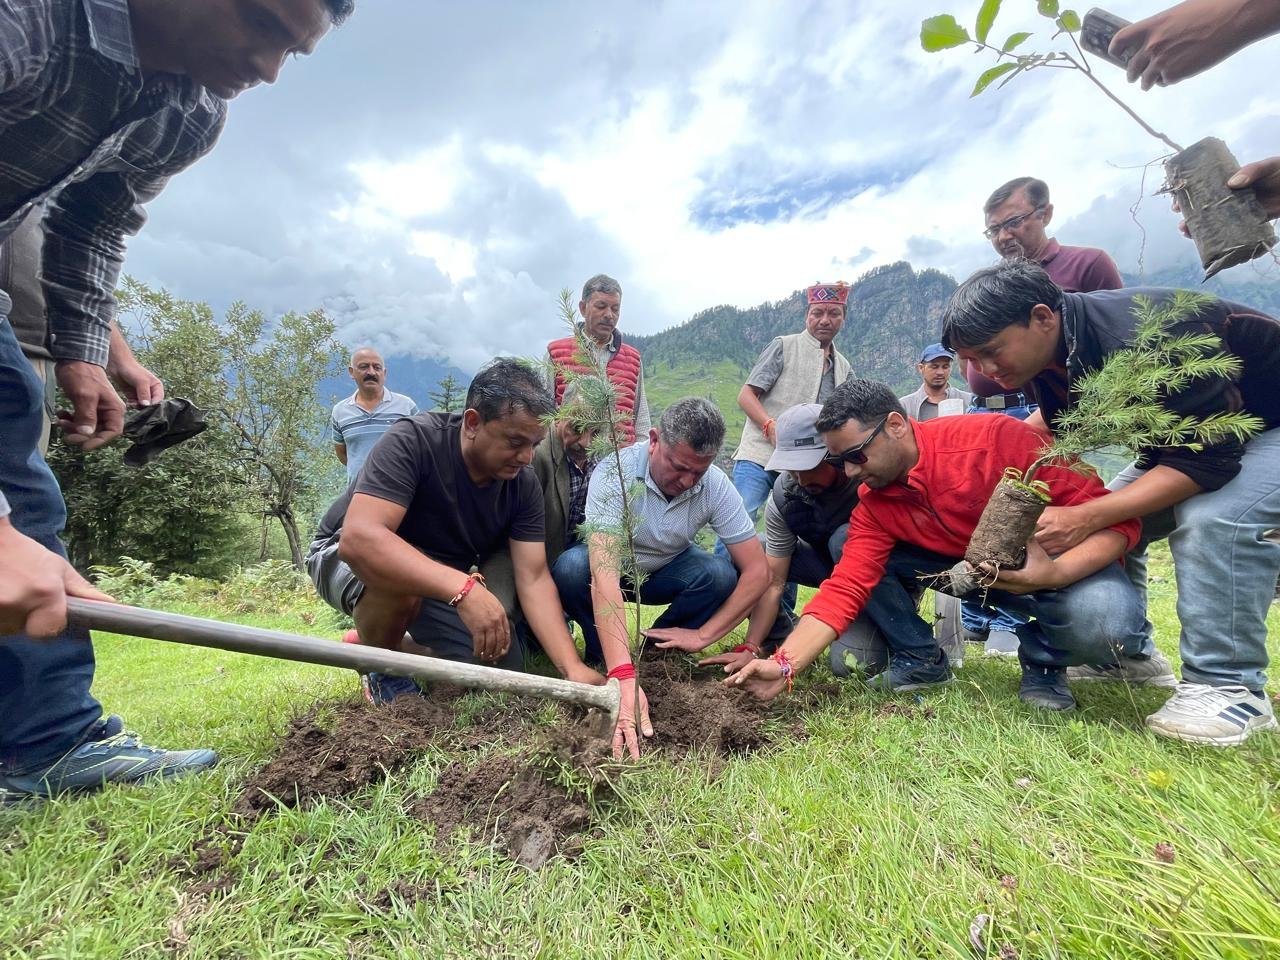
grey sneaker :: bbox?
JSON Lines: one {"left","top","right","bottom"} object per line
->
{"left": 1146, "top": 683, "right": 1278, "bottom": 746}
{"left": 1066, "top": 649, "right": 1177, "bottom": 688}
{"left": 983, "top": 630, "right": 1020, "bottom": 658}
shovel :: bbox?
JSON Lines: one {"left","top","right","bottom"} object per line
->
{"left": 67, "top": 598, "right": 621, "bottom": 729}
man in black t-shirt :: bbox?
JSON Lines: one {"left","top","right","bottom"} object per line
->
{"left": 305, "top": 359, "right": 605, "bottom": 704}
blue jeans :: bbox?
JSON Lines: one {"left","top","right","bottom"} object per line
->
{"left": 1107, "top": 431, "right": 1280, "bottom": 690}
{"left": 862, "top": 543, "right": 1150, "bottom": 670}
{"left": 0, "top": 317, "right": 103, "bottom": 775}
{"left": 960, "top": 400, "right": 1038, "bottom": 635}
{"left": 553, "top": 543, "right": 737, "bottom": 665}
{"left": 717, "top": 459, "right": 797, "bottom": 615}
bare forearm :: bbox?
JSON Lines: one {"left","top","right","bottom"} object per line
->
{"left": 698, "top": 563, "right": 770, "bottom": 645}
{"left": 1049, "top": 530, "right": 1128, "bottom": 587}
{"left": 743, "top": 577, "right": 786, "bottom": 649}
{"left": 737, "top": 384, "right": 769, "bottom": 429}
{"left": 590, "top": 573, "right": 634, "bottom": 670}
{"left": 779, "top": 615, "right": 838, "bottom": 673}
{"left": 1088, "top": 465, "right": 1202, "bottom": 529}
{"left": 516, "top": 570, "right": 582, "bottom": 677}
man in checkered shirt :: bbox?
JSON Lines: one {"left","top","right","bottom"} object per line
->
{"left": 0, "top": 0, "right": 354, "bottom": 807}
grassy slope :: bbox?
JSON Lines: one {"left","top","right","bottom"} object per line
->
{"left": 3, "top": 548, "right": 1279, "bottom": 959}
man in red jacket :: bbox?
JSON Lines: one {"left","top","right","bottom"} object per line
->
{"left": 728, "top": 378, "right": 1149, "bottom": 712}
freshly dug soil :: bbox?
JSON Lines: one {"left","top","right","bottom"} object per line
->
{"left": 410, "top": 754, "right": 592, "bottom": 869}
{"left": 210, "top": 657, "right": 795, "bottom": 877}
{"left": 1166, "top": 137, "right": 1277, "bottom": 279}
{"left": 964, "top": 478, "right": 1048, "bottom": 575}
{"left": 639, "top": 655, "right": 772, "bottom": 757}
{"left": 231, "top": 686, "right": 532, "bottom": 818}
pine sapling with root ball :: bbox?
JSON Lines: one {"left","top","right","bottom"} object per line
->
{"left": 920, "top": 1, "right": 1277, "bottom": 278}
{"left": 947, "top": 290, "right": 1264, "bottom": 595}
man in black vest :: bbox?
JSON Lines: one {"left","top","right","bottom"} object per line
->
{"left": 699, "top": 403, "right": 885, "bottom": 676}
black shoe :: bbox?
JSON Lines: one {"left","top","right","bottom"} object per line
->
{"left": 1018, "top": 664, "right": 1076, "bottom": 711}
{"left": 867, "top": 649, "right": 953, "bottom": 692}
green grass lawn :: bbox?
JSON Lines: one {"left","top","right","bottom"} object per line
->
{"left": 3, "top": 546, "right": 1279, "bottom": 959}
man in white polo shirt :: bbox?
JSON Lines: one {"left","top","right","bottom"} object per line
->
{"left": 331, "top": 346, "right": 419, "bottom": 483}
{"left": 552, "top": 397, "right": 771, "bottom": 758}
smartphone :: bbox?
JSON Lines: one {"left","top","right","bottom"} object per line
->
{"left": 1081, "top": 8, "right": 1133, "bottom": 68}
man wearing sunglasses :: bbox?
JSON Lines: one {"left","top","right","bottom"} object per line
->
{"left": 728, "top": 378, "right": 1149, "bottom": 713}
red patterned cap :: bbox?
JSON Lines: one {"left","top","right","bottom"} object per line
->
{"left": 806, "top": 281, "right": 849, "bottom": 306}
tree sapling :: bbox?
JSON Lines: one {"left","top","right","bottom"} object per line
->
{"left": 920, "top": 1, "right": 1277, "bottom": 278}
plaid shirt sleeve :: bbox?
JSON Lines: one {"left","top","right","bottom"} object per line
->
{"left": 41, "top": 165, "right": 173, "bottom": 365}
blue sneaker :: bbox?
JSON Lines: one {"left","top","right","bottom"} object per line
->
{"left": 867, "top": 649, "right": 953, "bottom": 691}
{"left": 0, "top": 715, "right": 217, "bottom": 806}
{"left": 362, "top": 672, "right": 424, "bottom": 705}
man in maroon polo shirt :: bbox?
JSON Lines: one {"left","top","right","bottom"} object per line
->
{"left": 960, "top": 175, "right": 1127, "bottom": 657}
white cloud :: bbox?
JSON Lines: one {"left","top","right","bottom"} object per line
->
{"left": 125, "top": 0, "right": 1280, "bottom": 373}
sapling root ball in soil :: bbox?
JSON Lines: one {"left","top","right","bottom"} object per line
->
{"left": 1166, "top": 137, "right": 1278, "bottom": 280}
{"left": 963, "top": 477, "right": 1049, "bottom": 575}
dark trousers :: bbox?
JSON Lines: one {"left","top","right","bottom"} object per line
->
{"left": 864, "top": 544, "right": 1148, "bottom": 669}
{"left": 0, "top": 316, "right": 103, "bottom": 774}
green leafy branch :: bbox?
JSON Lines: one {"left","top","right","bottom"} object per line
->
{"left": 921, "top": 0, "right": 1182, "bottom": 153}
{"left": 1022, "top": 291, "right": 1263, "bottom": 482}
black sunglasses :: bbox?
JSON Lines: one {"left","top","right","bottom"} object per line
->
{"left": 823, "top": 416, "right": 889, "bottom": 467}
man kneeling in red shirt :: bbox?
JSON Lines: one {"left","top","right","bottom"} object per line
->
{"left": 729, "top": 378, "right": 1151, "bottom": 712}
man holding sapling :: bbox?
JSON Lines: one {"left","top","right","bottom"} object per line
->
{"left": 940, "top": 259, "right": 1280, "bottom": 746}
{"left": 305, "top": 359, "right": 605, "bottom": 704}
{"left": 728, "top": 378, "right": 1149, "bottom": 713}
{"left": 554, "top": 397, "right": 770, "bottom": 758}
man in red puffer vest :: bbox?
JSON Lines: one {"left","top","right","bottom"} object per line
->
{"left": 545, "top": 274, "right": 650, "bottom": 445}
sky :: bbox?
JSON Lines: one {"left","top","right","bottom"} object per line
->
{"left": 125, "top": 0, "right": 1280, "bottom": 373}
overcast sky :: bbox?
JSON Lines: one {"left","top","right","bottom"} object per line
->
{"left": 124, "top": 0, "right": 1280, "bottom": 372}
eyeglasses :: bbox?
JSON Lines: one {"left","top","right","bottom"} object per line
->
{"left": 983, "top": 206, "right": 1045, "bottom": 240}
{"left": 823, "top": 417, "right": 889, "bottom": 467}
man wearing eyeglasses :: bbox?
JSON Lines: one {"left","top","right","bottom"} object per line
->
{"left": 962, "top": 177, "right": 1126, "bottom": 657}
{"left": 727, "top": 378, "right": 1148, "bottom": 712}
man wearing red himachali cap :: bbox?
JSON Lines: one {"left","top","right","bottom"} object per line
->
{"left": 718, "top": 282, "right": 855, "bottom": 633}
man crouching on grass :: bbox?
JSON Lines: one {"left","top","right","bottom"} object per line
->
{"left": 305, "top": 358, "right": 604, "bottom": 704}
{"left": 728, "top": 378, "right": 1153, "bottom": 713}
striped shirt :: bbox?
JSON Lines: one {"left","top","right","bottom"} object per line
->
{"left": 585, "top": 442, "right": 754, "bottom": 572}
{"left": 331, "top": 389, "right": 419, "bottom": 482}
{"left": 0, "top": 0, "right": 227, "bottom": 365}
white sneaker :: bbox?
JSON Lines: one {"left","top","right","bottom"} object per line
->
{"left": 983, "top": 630, "right": 1020, "bottom": 658}
{"left": 1146, "top": 683, "right": 1278, "bottom": 746}
{"left": 1066, "top": 650, "right": 1177, "bottom": 688}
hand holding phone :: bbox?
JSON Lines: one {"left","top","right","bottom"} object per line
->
{"left": 1080, "top": 8, "right": 1134, "bottom": 68}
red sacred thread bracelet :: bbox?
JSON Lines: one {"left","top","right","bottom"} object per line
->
{"left": 448, "top": 571, "right": 485, "bottom": 607}
{"left": 732, "top": 644, "right": 759, "bottom": 655}
{"left": 607, "top": 663, "right": 636, "bottom": 681}
{"left": 771, "top": 648, "right": 794, "bottom": 692}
